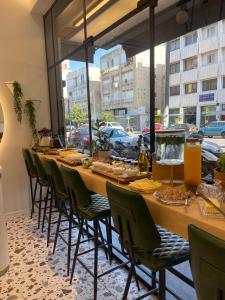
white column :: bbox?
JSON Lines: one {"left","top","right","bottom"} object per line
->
{"left": 0, "top": 166, "right": 9, "bottom": 276}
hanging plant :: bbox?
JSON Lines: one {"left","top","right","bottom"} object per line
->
{"left": 24, "top": 100, "right": 38, "bottom": 144}
{"left": 12, "top": 81, "right": 23, "bottom": 123}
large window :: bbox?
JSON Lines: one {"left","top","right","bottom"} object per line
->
{"left": 170, "top": 39, "right": 180, "bottom": 51}
{"left": 170, "top": 85, "right": 180, "bottom": 96}
{"left": 185, "top": 82, "right": 197, "bottom": 94}
{"left": 202, "top": 78, "right": 217, "bottom": 91}
{"left": 170, "top": 62, "right": 180, "bottom": 74}
{"left": 184, "top": 57, "right": 197, "bottom": 71}
{"left": 185, "top": 32, "right": 197, "bottom": 46}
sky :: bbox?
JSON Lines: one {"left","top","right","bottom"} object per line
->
{"left": 68, "top": 44, "right": 165, "bottom": 71}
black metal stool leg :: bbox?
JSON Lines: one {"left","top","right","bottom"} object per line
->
{"left": 93, "top": 220, "right": 99, "bottom": 300}
{"left": 67, "top": 208, "right": 72, "bottom": 276}
{"left": 38, "top": 185, "right": 42, "bottom": 229}
{"left": 159, "top": 269, "right": 166, "bottom": 300}
{"left": 122, "top": 262, "right": 134, "bottom": 300}
{"left": 152, "top": 271, "right": 157, "bottom": 289}
{"left": 70, "top": 218, "right": 84, "bottom": 284}
{"left": 42, "top": 187, "right": 49, "bottom": 232}
{"left": 30, "top": 177, "right": 37, "bottom": 218}
{"left": 98, "top": 221, "right": 108, "bottom": 260}
{"left": 47, "top": 192, "right": 53, "bottom": 247}
{"left": 105, "top": 217, "right": 112, "bottom": 265}
{"left": 53, "top": 208, "right": 62, "bottom": 254}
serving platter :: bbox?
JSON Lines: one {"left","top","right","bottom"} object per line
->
{"left": 90, "top": 167, "right": 149, "bottom": 183}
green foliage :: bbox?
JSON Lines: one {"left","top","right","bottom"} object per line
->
{"left": 24, "top": 100, "right": 38, "bottom": 144}
{"left": 92, "top": 119, "right": 111, "bottom": 151}
{"left": 12, "top": 81, "right": 23, "bottom": 123}
{"left": 217, "top": 153, "right": 225, "bottom": 173}
{"left": 71, "top": 103, "right": 87, "bottom": 127}
{"left": 100, "top": 111, "right": 115, "bottom": 122}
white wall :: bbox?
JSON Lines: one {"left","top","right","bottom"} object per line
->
{"left": 0, "top": 0, "right": 50, "bottom": 213}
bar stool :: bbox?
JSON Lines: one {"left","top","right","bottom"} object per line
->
{"left": 60, "top": 165, "right": 114, "bottom": 300}
{"left": 188, "top": 224, "right": 225, "bottom": 300}
{"left": 106, "top": 182, "right": 190, "bottom": 300}
{"left": 42, "top": 157, "right": 75, "bottom": 276}
{"left": 31, "top": 152, "right": 51, "bottom": 230}
{"left": 22, "top": 148, "right": 38, "bottom": 219}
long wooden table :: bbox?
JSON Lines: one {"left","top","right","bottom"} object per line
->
{"left": 45, "top": 155, "right": 225, "bottom": 240}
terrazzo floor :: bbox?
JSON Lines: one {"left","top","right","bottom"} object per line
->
{"left": 0, "top": 211, "right": 197, "bottom": 300}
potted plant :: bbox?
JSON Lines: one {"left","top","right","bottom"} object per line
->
{"left": 92, "top": 119, "right": 112, "bottom": 159}
{"left": 214, "top": 153, "right": 225, "bottom": 189}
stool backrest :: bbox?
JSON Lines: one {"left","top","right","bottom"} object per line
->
{"left": 106, "top": 182, "right": 161, "bottom": 254}
{"left": 22, "top": 148, "right": 36, "bottom": 177}
{"left": 42, "top": 158, "right": 65, "bottom": 196}
{"left": 188, "top": 224, "right": 225, "bottom": 300}
{"left": 60, "top": 165, "right": 91, "bottom": 210}
{"left": 32, "top": 153, "right": 47, "bottom": 182}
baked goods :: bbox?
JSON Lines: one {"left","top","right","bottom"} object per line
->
{"left": 129, "top": 179, "right": 161, "bottom": 193}
{"left": 154, "top": 188, "right": 193, "bottom": 205}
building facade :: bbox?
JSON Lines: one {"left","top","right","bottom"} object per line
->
{"left": 100, "top": 47, "right": 165, "bottom": 130}
{"left": 66, "top": 66, "right": 101, "bottom": 121}
{"left": 167, "top": 20, "right": 225, "bottom": 129}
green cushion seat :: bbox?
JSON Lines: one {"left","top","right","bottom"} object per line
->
{"left": 78, "top": 193, "right": 110, "bottom": 220}
{"left": 136, "top": 225, "right": 190, "bottom": 272}
{"left": 60, "top": 165, "right": 110, "bottom": 220}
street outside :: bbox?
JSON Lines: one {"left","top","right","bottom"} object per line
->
{"left": 204, "top": 137, "right": 225, "bottom": 151}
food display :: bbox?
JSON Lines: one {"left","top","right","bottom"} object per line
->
{"left": 57, "top": 153, "right": 88, "bottom": 166}
{"left": 153, "top": 187, "right": 194, "bottom": 205}
{"left": 91, "top": 159, "right": 148, "bottom": 183}
{"left": 59, "top": 149, "right": 79, "bottom": 157}
{"left": 129, "top": 178, "right": 161, "bottom": 193}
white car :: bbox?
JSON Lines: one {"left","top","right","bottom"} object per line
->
{"left": 100, "top": 122, "right": 124, "bottom": 130}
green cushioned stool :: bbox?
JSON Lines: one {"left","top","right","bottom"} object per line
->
{"left": 42, "top": 157, "right": 74, "bottom": 276}
{"left": 61, "top": 165, "right": 114, "bottom": 300}
{"left": 188, "top": 224, "right": 225, "bottom": 300}
{"left": 106, "top": 182, "right": 190, "bottom": 300}
{"left": 22, "top": 148, "right": 38, "bottom": 219}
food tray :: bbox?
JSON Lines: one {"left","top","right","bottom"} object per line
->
{"left": 56, "top": 157, "right": 82, "bottom": 166}
{"left": 153, "top": 190, "right": 194, "bottom": 206}
{"left": 198, "top": 199, "right": 224, "bottom": 219}
{"left": 90, "top": 167, "right": 149, "bottom": 183}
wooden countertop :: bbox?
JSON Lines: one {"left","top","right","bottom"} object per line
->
{"left": 42, "top": 154, "right": 225, "bottom": 240}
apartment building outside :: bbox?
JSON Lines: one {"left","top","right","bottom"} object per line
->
{"left": 167, "top": 20, "right": 225, "bottom": 129}
{"left": 66, "top": 66, "right": 101, "bottom": 121}
{"left": 100, "top": 47, "right": 165, "bottom": 130}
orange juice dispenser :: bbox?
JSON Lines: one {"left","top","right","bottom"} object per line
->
{"left": 184, "top": 138, "right": 201, "bottom": 185}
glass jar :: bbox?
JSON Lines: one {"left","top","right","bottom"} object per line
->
{"left": 155, "top": 130, "right": 185, "bottom": 163}
{"left": 184, "top": 138, "right": 201, "bottom": 185}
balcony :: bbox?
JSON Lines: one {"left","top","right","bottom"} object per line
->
{"left": 219, "top": 33, "right": 225, "bottom": 48}
{"left": 198, "top": 64, "right": 218, "bottom": 80}
{"left": 181, "top": 69, "right": 198, "bottom": 84}
{"left": 168, "top": 95, "right": 180, "bottom": 108}
{"left": 181, "top": 44, "right": 198, "bottom": 60}
{"left": 199, "top": 37, "right": 219, "bottom": 54}
{"left": 169, "top": 73, "right": 181, "bottom": 86}
{"left": 180, "top": 94, "right": 198, "bottom": 107}
{"left": 218, "top": 61, "right": 225, "bottom": 75}
{"left": 169, "top": 49, "right": 180, "bottom": 63}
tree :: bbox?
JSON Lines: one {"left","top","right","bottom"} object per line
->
{"left": 100, "top": 111, "right": 115, "bottom": 122}
{"left": 71, "top": 103, "right": 86, "bottom": 127}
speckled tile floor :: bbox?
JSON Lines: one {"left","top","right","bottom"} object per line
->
{"left": 0, "top": 211, "right": 196, "bottom": 300}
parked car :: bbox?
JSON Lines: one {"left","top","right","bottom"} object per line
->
{"left": 100, "top": 128, "right": 138, "bottom": 148}
{"left": 198, "top": 121, "right": 225, "bottom": 138}
{"left": 142, "top": 123, "right": 163, "bottom": 133}
{"left": 100, "top": 122, "right": 124, "bottom": 130}
{"left": 173, "top": 123, "right": 197, "bottom": 135}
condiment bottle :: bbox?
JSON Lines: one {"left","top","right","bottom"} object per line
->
{"left": 184, "top": 138, "right": 201, "bottom": 185}
{"left": 138, "top": 137, "right": 149, "bottom": 172}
